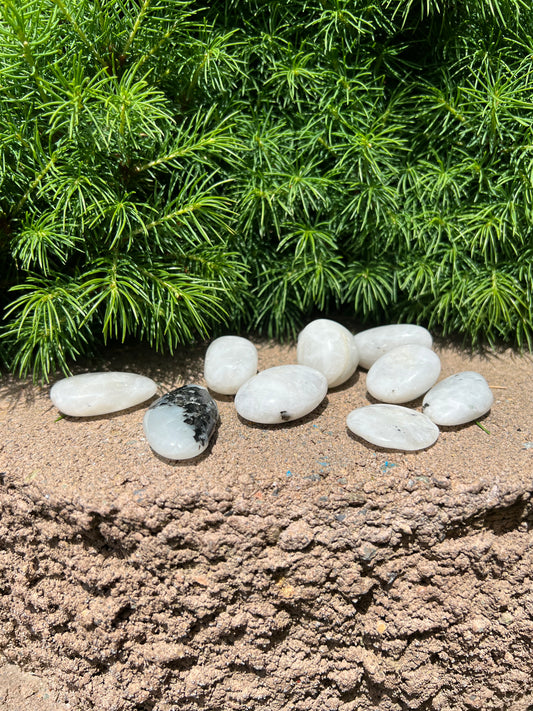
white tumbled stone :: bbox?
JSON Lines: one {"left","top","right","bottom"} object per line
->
{"left": 235, "top": 365, "right": 328, "bottom": 424}
{"left": 50, "top": 372, "right": 158, "bottom": 417}
{"left": 143, "top": 385, "right": 218, "bottom": 460}
{"left": 204, "top": 335, "right": 258, "bottom": 395}
{"left": 354, "top": 324, "right": 433, "bottom": 369}
{"left": 366, "top": 344, "right": 441, "bottom": 403}
{"left": 297, "top": 319, "right": 359, "bottom": 388}
{"left": 422, "top": 371, "right": 494, "bottom": 426}
{"left": 347, "top": 404, "right": 439, "bottom": 451}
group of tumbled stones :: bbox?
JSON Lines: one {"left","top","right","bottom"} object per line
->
{"left": 49, "top": 320, "right": 494, "bottom": 460}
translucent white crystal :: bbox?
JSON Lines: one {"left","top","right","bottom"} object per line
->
{"left": 50, "top": 372, "right": 158, "bottom": 417}
{"left": 354, "top": 324, "right": 433, "bottom": 369}
{"left": 297, "top": 318, "right": 359, "bottom": 388}
{"left": 366, "top": 344, "right": 441, "bottom": 403}
{"left": 204, "top": 335, "right": 258, "bottom": 395}
{"left": 422, "top": 371, "right": 494, "bottom": 426}
{"left": 143, "top": 385, "right": 218, "bottom": 460}
{"left": 347, "top": 404, "right": 439, "bottom": 451}
{"left": 235, "top": 365, "right": 328, "bottom": 424}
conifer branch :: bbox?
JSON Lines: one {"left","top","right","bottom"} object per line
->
{"left": 1, "top": 0, "right": 533, "bottom": 378}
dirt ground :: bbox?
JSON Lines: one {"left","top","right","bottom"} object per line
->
{"left": 0, "top": 335, "right": 532, "bottom": 710}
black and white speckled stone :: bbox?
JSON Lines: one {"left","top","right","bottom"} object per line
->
{"left": 143, "top": 385, "right": 218, "bottom": 460}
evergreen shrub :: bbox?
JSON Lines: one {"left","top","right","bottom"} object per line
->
{"left": 1, "top": 0, "right": 532, "bottom": 379}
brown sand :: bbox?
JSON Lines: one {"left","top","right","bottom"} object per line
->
{"left": 0, "top": 338, "right": 532, "bottom": 710}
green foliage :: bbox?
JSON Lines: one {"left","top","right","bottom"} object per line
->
{"left": 1, "top": 0, "right": 532, "bottom": 379}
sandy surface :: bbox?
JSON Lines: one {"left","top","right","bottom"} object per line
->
{"left": 1, "top": 337, "right": 532, "bottom": 508}
{"left": 0, "top": 657, "right": 71, "bottom": 710}
{"left": 1, "top": 336, "right": 532, "bottom": 709}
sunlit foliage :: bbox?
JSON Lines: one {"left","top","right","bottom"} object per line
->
{"left": 1, "top": 0, "right": 532, "bottom": 379}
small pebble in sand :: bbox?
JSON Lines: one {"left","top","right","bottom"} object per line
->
{"left": 366, "top": 345, "right": 441, "bottom": 404}
{"left": 235, "top": 365, "right": 328, "bottom": 424}
{"left": 347, "top": 404, "right": 439, "bottom": 451}
{"left": 143, "top": 385, "right": 218, "bottom": 460}
{"left": 297, "top": 318, "right": 359, "bottom": 387}
{"left": 354, "top": 324, "right": 433, "bottom": 369}
{"left": 422, "top": 371, "right": 494, "bottom": 425}
{"left": 50, "top": 372, "right": 157, "bottom": 417}
{"left": 204, "top": 335, "right": 258, "bottom": 395}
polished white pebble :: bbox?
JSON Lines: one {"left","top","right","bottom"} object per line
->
{"left": 366, "top": 344, "right": 441, "bottom": 403}
{"left": 354, "top": 324, "right": 433, "bottom": 369}
{"left": 347, "top": 404, "right": 439, "bottom": 451}
{"left": 204, "top": 335, "right": 258, "bottom": 395}
{"left": 143, "top": 385, "right": 218, "bottom": 460}
{"left": 235, "top": 365, "right": 328, "bottom": 424}
{"left": 50, "top": 372, "right": 157, "bottom": 417}
{"left": 297, "top": 319, "right": 359, "bottom": 387}
{"left": 422, "top": 371, "right": 494, "bottom": 426}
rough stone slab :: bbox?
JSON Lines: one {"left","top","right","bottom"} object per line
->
{"left": 0, "top": 661, "right": 71, "bottom": 711}
{"left": 1, "top": 338, "right": 533, "bottom": 711}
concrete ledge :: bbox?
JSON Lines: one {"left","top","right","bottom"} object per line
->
{"left": 1, "top": 341, "right": 532, "bottom": 710}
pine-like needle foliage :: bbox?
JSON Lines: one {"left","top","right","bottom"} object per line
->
{"left": 1, "top": 0, "right": 532, "bottom": 378}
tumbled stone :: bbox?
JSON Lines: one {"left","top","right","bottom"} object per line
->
{"left": 346, "top": 404, "right": 439, "bottom": 451}
{"left": 143, "top": 385, "right": 218, "bottom": 460}
{"left": 366, "top": 344, "right": 441, "bottom": 403}
{"left": 204, "top": 335, "right": 258, "bottom": 395}
{"left": 50, "top": 372, "right": 157, "bottom": 417}
{"left": 422, "top": 371, "right": 494, "bottom": 425}
{"left": 354, "top": 324, "right": 433, "bottom": 369}
{"left": 297, "top": 319, "right": 359, "bottom": 387}
{"left": 235, "top": 365, "right": 327, "bottom": 424}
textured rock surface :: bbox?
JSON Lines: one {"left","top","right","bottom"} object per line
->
{"left": 0, "top": 660, "right": 70, "bottom": 711}
{"left": 1, "top": 338, "right": 533, "bottom": 711}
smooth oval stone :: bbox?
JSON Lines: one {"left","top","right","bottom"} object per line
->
{"left": 297, "top": 319, "right": 359, "bottom": 387}
{"left": 366, "top": 344, "right": 441, "bottom": 403}
{"left": 143, "top": 385, "right": 218, "bottom": 460}
{"left": 50, "top": 372, "right": 157, "bottom": 417}
{"left": 204, "top": 335, "right": 258, "bottom": 395}
{"left": 347, "top": 404, "right": 439, "bottom": 451}
{"left": 235, "top": 365, "right": 328, "bottom": 424}
{"left": 422, "top": 371, "right": 494, "bottom": 426}
{"left": 354, "top": 324, "right": 433, "bottom": 369}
